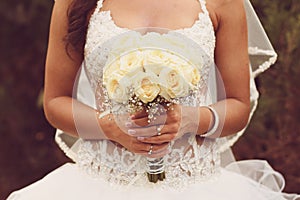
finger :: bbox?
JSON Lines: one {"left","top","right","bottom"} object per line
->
{"left": 137, "top": 132, "right": 176, "bottom": 144}
{"left": 128, "top": 125, "right": 163, "bottom": 137}
{"left": 130, "top": 116, "right": 150, "bottom": 127}
{"left": 131, "top": 109, "right": 148, "bottom": 119}
{"left": 128, "top": 137, "right": 170, "bottom": 157}
{"left": 140, "top": 148, "right": 170, "bottom": 158}
{"left": 152, "top": 143, "right": 169, "bottom": 153}
{"left": 142, "top": 142, "right": 169, "bottom": 153}
{"left": 130, "top": 114, "right": 167, "bottom": 128}
{"left": 163, "top": 103, "right": 178, "bottom": 112}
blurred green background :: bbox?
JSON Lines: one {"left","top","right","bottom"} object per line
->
{"left": 0, "top": 0, "right": 299, "bottom": 199}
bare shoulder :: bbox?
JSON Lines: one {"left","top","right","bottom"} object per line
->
{"left": 206, "top": 0, "right": 246, "bottom": 30}
{"left": 207, "top": 0, "right": 245, "bottom": 11}
{"left": 53, "top": 0, "right": 73, "bottom": 15}
{"left": 50, "top": 0, "right": 74, "bottom": 34}
{"left": 54, "top": 0, "right": 73, "bottom": 5}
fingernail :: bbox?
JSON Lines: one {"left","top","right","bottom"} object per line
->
{"left": 125, "top": 122, "right": 132, "bottom": 127}
{"left": 128, "top": 129, "right": 136, "bottom": 135}
{"left": 137, "top": 137, "right": 145, "bottom": 141}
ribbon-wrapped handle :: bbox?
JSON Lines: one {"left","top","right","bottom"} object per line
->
{"left": 146, "top": 157, "right": 165, "bottom": 183}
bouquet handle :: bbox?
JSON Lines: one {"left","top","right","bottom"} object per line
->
{"left": 146, "top": 157, "right": 166, "bottom": 183}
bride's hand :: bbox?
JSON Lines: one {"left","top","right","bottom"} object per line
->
{"left": 128, "top": 104, "right": 196, "bottom": 145}
{"left": 101, "top": 113, "right": 170, "bottom": 158}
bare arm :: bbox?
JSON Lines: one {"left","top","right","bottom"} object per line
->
{"left": 210, "top": 0, "right": 250, "bottom": 136}
{"left": 44, "top": 0, "right": 109, "bottom": 139}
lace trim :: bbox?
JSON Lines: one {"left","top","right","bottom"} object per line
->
{"left": 55, "top": 130, "right": 77, "bottom": 162}
{"left": 77, "top": 137, "right": 221, "bottom": 190}
{"left": 95, "top": 0, "right": 104, "bottom": 13}
{"left": 248, "top": 47, "right": 278, "bottom": 77}
{"left": 199, "top": 0, "right": 209, "bottom": 14}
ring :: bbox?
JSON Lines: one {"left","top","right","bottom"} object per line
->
{"left": 148, "top": 144, "right": 153, "bottom": 155}
{"left": 156, "top": 125, "right": 162, "bottom": 136}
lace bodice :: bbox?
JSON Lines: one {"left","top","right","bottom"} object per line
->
{"left": 78, "top": 0, "right": 221, "bottom": 189}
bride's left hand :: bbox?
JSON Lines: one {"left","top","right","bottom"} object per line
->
{"left": 126, "top": 104, "right": 189, "bottom": 144}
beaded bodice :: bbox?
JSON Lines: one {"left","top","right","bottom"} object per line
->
{"left": 78, "top": 0, "right": 220, "bottom": 189}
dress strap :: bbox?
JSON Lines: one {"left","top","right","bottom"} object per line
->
{"left": 95, "top": 0, "right": 104, "bottom": 13}
{"left": 198, "top": 0, "right": 209, "bottom": 15}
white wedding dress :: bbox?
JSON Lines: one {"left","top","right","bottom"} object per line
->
{"left": 7, "top": 0, "right": 300, "bottom": 199}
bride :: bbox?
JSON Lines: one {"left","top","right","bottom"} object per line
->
{"left": 7, "top": 0, "right": 299, "bottom": 199}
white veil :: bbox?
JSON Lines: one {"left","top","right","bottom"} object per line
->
{"left": 54, "top": 0, "right": 277, "bottom": 163}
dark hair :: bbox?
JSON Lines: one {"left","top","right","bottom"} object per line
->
{"left": 64, "top": 0, "right": 98, "bottom": 54}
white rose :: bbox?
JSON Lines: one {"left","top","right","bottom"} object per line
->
{"left": 180, "top": 64, "right": 201, "bottom": 87}
{"left": 103, "top": 50, "right": 144, "bottom": 85}
{"left": 106, "top": 74, "right": 130, "bottom": 103}
{"left": 160, "top": 52, "right": 201, "bottom": 87}
{"left": 143, "top": 50, "right": 187, "bottom": 75}
{"left": 132, "top": 71, "right": 160, "bottom": 103}
{"left": 103, "top": 58, "right": 121, "bottom": 85}
{"left": 158, "top": 67, "right": 190, "bottom": 99}
{"left": 164, "top": 52, "right": 188, "bottom": 69}
{"left": 119, "top": 50, "right": 144, "bottom": 76}
{"left": 143, "top": 50, "right": 174, "bottom": 75}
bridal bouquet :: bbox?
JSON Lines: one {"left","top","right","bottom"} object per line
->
{"left": 102, "top": 32, "right": 203, "bottom": 182}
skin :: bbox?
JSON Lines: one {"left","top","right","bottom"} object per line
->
{"left": 44, "top": 0, "right": 250, "bottom": 158}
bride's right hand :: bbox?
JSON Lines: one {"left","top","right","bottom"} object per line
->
{"left": 99, "top": 113, "right": 170, "bottom": 158}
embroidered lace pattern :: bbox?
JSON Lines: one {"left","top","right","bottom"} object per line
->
{"left": 78, "top": 0, "right": 221, "bottom": 189}
{"left": 77, "top": 137, "right": 221, "bottom": 189}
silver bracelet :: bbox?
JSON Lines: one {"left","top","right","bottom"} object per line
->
{"left": 200, "top": 106, "right": 219, "bottom": 137}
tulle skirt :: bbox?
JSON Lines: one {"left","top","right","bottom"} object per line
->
{"left": 7, "top": 160, "right": 299, "bottom": 200}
